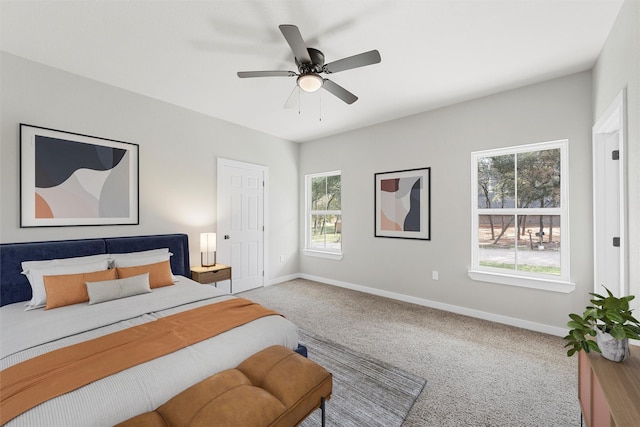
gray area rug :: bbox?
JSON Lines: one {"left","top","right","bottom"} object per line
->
{"left": 298, "top": 328, "right": 426, "bottom": 427}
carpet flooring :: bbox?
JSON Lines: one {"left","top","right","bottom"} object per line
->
{"left": 241, "top": 279, "right": 581, "bottom": 427}
{"left": 298, "top": 329, "right": 426, "bottom": 427}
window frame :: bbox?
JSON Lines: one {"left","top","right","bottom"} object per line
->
{"left": 304, "top": 170, "right": 343, "bottom": 260}
{"left": 469, "top": 140, "right": 574, "bottom": 293}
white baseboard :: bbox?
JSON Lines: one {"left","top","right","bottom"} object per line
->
{"left": 284, "top": 273, "right": 569, "bottom": 337}
{"left": 266, "top": 273, "right": 300, "bottom": 286}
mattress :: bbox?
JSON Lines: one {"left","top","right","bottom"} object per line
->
{"left": 0, "top": 277, "right": 298, "bottom": 426}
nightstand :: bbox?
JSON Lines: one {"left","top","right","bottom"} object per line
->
{"left": 191, "top": 264, "right": 233, "bottom": 293}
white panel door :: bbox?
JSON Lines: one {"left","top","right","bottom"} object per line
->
{"left": 217, "top": 159, "right": 265, "bottom": 293}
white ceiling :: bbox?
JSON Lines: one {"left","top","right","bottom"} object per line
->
{"left": 0, "top": 0, "right": 624, "bottom": 143}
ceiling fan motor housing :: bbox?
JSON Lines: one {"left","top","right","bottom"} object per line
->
{"left": 296, "top": 47, "right": 325, "bottom": 73}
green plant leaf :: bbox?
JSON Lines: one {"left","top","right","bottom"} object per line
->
{"left": 571, "top": 330, "right": 585, "bottom": 340}
{"left": 567, "top": 321, "right": 585, "bottom": 329}
{"left": 625, "top": 329, "right": 640, "bottom": 340}
{"left": 586, "top": 340, "right": 601, "bottom": 353}
{"left": 568, "top": 313, "right": 585, "bottom": 323}
{"left": 610, "top": 325, "right": 626, "bottom": 340}
{"left": 567, "top": 348, "right": 576, "bottom": 357}
{"left": 606, "top": 311, "right": 625, "bottom": 324}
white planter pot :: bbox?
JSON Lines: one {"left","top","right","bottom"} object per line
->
{"left": 595, "top": 328, "right": 630, "bottom": 362}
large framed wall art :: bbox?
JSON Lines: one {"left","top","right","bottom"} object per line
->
{"left": 20, "top": 124, "right": 139, "bottom": 227}
{"left": 374, "top": 167, "right": 431, "bottom": 240}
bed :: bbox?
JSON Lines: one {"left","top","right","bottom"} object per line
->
{"left": 0, "top": 234, "right": 299, "bottom": 426}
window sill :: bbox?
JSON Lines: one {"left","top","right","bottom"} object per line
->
{"left": 303, "top": 249, "right": 343, "bottom": 261}
{"left": 467, "top": 269, "right": 575, "bottom": 293}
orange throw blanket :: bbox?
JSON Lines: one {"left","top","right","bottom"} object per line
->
{"left": 0, "top": 298, "right": 280, "bottom": 425}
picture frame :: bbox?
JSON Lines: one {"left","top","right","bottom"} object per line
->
{"left": 374, "top": 167, "right": 431, "bottom": 240}
{"left": 20, "top": 124, "right": 139, "bottom": 227}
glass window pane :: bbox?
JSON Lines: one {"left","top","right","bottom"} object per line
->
{"left": 477, "top": 154, "right": 515, "bottom": 209}
{"left": 478, "top": 215, "right": 516, "bottom": 270}
{"left": 518, "top": 215, "right": 561, "bottom": 275}
{"left": 516, "top": 149, "right": 561, "bottom": 208}
{"left": 310, "top": 214, "right": 342, "bottom": 251}
{"left": 311, "top": 175, "right": 341, "bottom": 211}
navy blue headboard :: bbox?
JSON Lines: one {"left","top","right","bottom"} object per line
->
{"left": 0, "top": 234, "right": 190, "bottom": 307}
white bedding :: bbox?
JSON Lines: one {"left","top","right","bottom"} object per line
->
{"left": 0, "top": 277, "right": 298, "bottom": 426}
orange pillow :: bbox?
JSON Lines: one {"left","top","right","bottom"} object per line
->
{"left": 43, "top": 269, "right": 117, "bottom": 309}
{"left": 116, "top": 260, "right": 174, "bottom": 289}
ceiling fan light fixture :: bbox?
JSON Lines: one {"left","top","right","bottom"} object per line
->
{"left": 297, "top": 74, "right": 323, "bottom": 92}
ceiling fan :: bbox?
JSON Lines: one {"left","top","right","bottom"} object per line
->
{"left": 237, "top": 24, "right": 381, "bottom": 105}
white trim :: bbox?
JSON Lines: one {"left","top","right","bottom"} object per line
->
{"left": 592, "top": 89, "right": 627, "bottom": 297}
{"left": 265, "top": 273, "right": 300, "bottom": 286}
{"left": 470, "top": 139, "right": 570, "bottom": 286}
{"left": 467, "top": 269, "right": 575, "bottom": 293}
{"left": 303, "top": 249, "right": 343, "bottom": 260}
{"left": 296, "top": 273, "right": 569, "bottom": 337}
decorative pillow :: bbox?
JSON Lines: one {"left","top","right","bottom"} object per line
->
{"left": 108, "top": 249, "right": 171, "bottom": 268}
{"left": 116, "top": 260, "right": 174, "bottom": 289}
{"left": 21, "top": 254, "right": 110, "bottom": 274}
{"left": 86, "top": 273, "right": 151, "bottom": 305}
{"left": 24, "top": 260, "right": 111, "bottom": 310}
{"left": 43, "top": 269, "right": 117, "bottom": 309}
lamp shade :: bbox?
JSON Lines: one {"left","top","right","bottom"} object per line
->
{"left": 200, "top": 233, "right": 216, "bottom": 252}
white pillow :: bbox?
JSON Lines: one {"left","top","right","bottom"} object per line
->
{"left": 108, "top": 249, "right": 170, "bottom": 267}
{"left": 109, "top": 250, "right": 175, "bottom": 280}
{"left": 24, "top": 260, "right": 110, "bottom": 310}
{"left": 86, "top": 273, "right": 152, "bottom": 305}
{"left": 21, "top": 254, "right": 110, "bottom": 273}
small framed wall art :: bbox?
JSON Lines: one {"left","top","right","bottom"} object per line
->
{"left": 20, "top": 124, "right": 139, "bottom": 227}
{"left": 374, "top": 167, "right": 431, "bottom": 240}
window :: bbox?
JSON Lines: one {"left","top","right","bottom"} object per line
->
{"left": 305, "top": 171, "right": 342, "bottom": 259}
{"left": 469, "top": 140, "right": 573, "bottom": 292}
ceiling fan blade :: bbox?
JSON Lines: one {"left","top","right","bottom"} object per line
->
{"left": 279, "top": 24, "right": 312, "bottom": 64}
{"left": 237, "top": 70, "right": 296, "bottom": 78}
{"left": 323, "top": 50, "right": 381, "bottom": 74}
{"left": 322, "top": 79, "right": 358, "bottom": 104}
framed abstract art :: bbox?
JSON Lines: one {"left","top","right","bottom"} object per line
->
{"left": 374, "top": 167, "right": 430, "bottom": 240}
{"left": 20, "top": 124, "right": 139, "bottom": 227}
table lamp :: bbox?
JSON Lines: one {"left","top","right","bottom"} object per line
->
{"left": 200, "top": 232, "right": 217, "bottom": 267}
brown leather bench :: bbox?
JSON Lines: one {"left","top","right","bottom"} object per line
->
{"left": 116, "top": 345, "right": 332, "bottom": 427}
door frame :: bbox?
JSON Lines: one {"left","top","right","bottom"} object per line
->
{"left": 592, "top": 89, "right": 627, "bottom": 296}
{"left": 217, "top": 158, "right": 269, "bottom": 288}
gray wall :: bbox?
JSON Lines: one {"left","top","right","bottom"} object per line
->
{"left": 592, "top": 0, "right": 640, "bottom": 312}
{"left": 0, "top": 53, "right": 300, "bottom": 280}
{"left": 300, "top": 71, "right": 594, "bottom": 332}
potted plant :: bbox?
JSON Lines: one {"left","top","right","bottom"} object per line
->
{"left": 564, "top": 287, "right": 640, "bottom": 362}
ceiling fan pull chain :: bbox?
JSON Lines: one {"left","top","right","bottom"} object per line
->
{"left": 319, "top": 92, "right": 322, "bottom": 122}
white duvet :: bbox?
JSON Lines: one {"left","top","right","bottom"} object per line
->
{"left": 0, "top": 278, "right": 298, "bottom": 426}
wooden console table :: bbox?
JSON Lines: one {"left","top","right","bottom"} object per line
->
{"left": 578, "top": 348, "right": 640, "bottom": 427}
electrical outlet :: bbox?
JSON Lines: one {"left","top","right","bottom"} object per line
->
{"left": 279, "top": 255, "right": 285, "bottom": 263}
{"left": 432, "top": 271, "right": 439, "bottom": 280}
